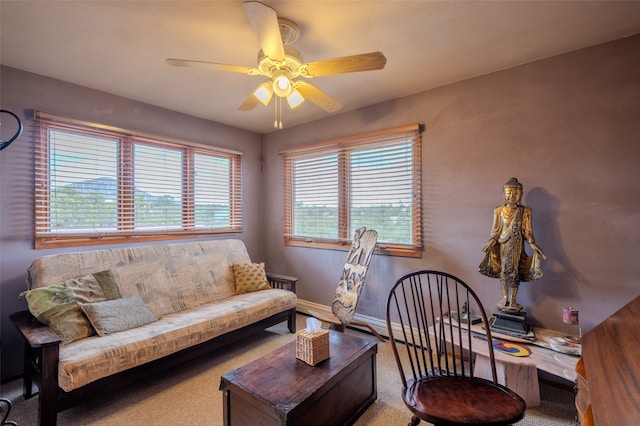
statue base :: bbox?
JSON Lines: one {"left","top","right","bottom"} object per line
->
{"left": 490, "top": 311, "right": 534, "bottom": 340}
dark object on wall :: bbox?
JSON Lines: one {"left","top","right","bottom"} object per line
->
{"left": 0, "top": 110, "right": 23, "bottom": 152}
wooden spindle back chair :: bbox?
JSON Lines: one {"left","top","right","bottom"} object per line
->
{"left": 386, "top": 270, "right": 526, "bottom": 426}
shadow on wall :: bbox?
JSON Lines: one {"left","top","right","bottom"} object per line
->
{"left": 526, "top": 186, "right": 588, "bottom": 306}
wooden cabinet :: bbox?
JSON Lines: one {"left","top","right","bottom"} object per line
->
{"left": 577, "top": 296, "right": 640, "bottom": 425}
{"left": 574, "top": 358, "right": 592, "bottom": 426}
{"left": 220, "top": 331, "right": 377, "bottom": 426}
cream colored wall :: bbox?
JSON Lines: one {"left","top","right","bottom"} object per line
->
{"left": 262, "top": 34, "right": 640, "bottom": 337}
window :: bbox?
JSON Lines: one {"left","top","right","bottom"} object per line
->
{"left": 282, "top": 124, "right": 422, "bottom": 257}
{"left": 34, "top": 111, "right": 242, "bottom": 248}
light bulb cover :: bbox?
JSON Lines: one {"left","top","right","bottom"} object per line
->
{"left": 253, "top": 82, "right": 273, "bottom": 106}
{"left": 287, "top": 89, "right": 305, "bottom": 109}
{"left": 272, "top": 70, "right": 292, "bottom": 98}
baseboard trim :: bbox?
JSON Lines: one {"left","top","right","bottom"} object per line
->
{"left": 297, "top": 299, "right": 404, "bottom": 340}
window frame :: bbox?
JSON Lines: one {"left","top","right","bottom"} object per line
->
{"left": 34, "top": 111, "right": 243, "bottom": 249}
{"left": 281, "top": 124, "right": 423, "bottom": 258}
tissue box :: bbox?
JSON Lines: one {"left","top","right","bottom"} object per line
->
{"left": 296, "top": 329, "right": 330, "bottom": 366}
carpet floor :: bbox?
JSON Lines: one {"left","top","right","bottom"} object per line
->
{"left": 1, "top": 315, "right": 577, "bottom": 425}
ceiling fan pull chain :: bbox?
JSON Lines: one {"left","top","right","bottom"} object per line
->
{"left": 274, "top": 97, "right": 278, "bottom": 128}
{"left": 274, "top": 97, "right": 283, "bottom": 129}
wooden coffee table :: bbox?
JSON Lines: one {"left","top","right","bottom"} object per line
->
{"left": 219, "top": 330, "right": 377, "bottom": 426}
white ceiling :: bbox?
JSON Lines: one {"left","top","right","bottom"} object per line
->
{"left": 2, "top": 1, "right": 640, "bottom": 134}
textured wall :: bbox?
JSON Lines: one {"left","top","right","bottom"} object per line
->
{"left": 0, "top": 67, "right": 263, "bottom": 380}
{"left": 262, "top": 34, "right": 640, "bottom": 337}
{"left": 2, "top": 34, "right": 640, "bottom": 382}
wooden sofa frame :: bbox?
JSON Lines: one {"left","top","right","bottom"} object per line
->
{"left": 11, "top": 273, "right": 297, "bottom": 426}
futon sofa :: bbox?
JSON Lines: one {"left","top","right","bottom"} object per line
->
{"left": 11, "top": 239, "right": 297, "bottom": 426}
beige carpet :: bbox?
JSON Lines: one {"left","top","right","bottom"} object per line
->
{"left": 1, "top": 315, "right": 576, "bottom": 425}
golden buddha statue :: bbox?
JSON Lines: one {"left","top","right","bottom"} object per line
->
{"left": 479, "top": 178, "right": 547, "bottom": 314}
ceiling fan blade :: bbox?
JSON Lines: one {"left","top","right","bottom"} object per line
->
{"left": 295, "top": 82, "right": 343, "bottom": 113}
{"left": 238, "top": 92, "right": 261, "bottom": 111}
{"left": 243, "top": 1, "right": 285, "bottom": 62}
{"left": 165, "top": 58, "right": 258, "bottom": 75}
{"left": 303, "top": 51, "right": 387, "bottom": 77}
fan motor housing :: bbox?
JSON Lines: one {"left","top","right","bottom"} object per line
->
{"left": 257, "top": 45, "right": 304, "bottom": 78}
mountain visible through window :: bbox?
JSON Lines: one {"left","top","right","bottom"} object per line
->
{"left": 35, "top": 112, "right": 243, "bottom": 248}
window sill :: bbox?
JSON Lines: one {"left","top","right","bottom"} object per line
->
{"left": 283, "top": 237, "right": 422, "bottom": 258}
{"left": 35, "top": 230, "right": 241, "bottom": 249}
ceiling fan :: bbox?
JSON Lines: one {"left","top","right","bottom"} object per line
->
{"left": 166, "top": 1, "right": 386, "bottom": 128}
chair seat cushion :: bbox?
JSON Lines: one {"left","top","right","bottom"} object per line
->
{"left": 405, "top": 376, "right": 526, "bottom": 425}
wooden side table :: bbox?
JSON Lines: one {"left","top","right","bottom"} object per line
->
{"left": 433, "top": 318, "right": 579, "bottom": 407}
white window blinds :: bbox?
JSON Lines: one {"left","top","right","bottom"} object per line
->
{"left": 34, "top": 111, "right": 243, "bottom": 248}
{"left": 282, "top": 124, "right": 422, "bottom": 257}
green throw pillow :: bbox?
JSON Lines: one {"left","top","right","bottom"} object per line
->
{"left": 79, "top": 296, "right": 157, "bottom": 336}
{"left": 21, "top": 270, "right": 122, "bottom": 344}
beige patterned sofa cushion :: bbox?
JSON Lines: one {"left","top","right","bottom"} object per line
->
{"left": 27, "top": 240, "right": 251, "bottom": 318}
{"left": 24, "top": 239, "right": 298, "bottom": 392}
{"left": 57, "top": 289, "right": 296, "bottom": 392}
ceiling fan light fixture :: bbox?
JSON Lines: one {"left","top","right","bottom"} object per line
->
{"left": 253, "top": 81, "right": 273, "bottom": 105}
{"left": 169, "top": 2, "right": 387, "bottom": 127}
{"left": 287, "top": 88, "right": 305, "bottom": 109}
{"left": 272, "top": 70, "right": 292, "bottom": 97}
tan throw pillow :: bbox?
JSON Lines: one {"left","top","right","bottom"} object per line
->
{"left": 79, "top": 296, "right": 157, "bottom": 336}
{"left": 232, "top": 262, "right": 271, "bottom": 294}
{"left": 20, "top": 270, "right": 121, "bottom": 344}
